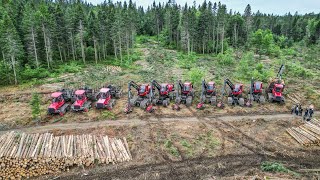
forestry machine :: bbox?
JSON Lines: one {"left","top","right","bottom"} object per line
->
{"left": 175, "top": 80, "right": 194, "bottom": 107}
{"left": 71, "top": 89, "right": 92, "bottom": 112}
{"left": 151, "top": 80, "right": 175, "bottom": 107}
{"left": 95, "top": 84, "right": 122, "bottom": 110}
{"left": 197, "top": 80, "right": 217, "bottom": 109}
{"left": 124, "top": 81, "right": 153, "bottom": 113}
{"left": 47, "top": 89, "right": 73, "bottom": 116}
{"left": 266, "top": 65, "right": 285, "bottom": 104}
{"left": 222, "top": 79, "right": 245, "bottom": 106}
{"left": 248, "top": 77, "right": 266, "bottom": 104}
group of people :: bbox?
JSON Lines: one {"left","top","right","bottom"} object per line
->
{"left": 291, "top": 104, "right": 314, "bottom": 121}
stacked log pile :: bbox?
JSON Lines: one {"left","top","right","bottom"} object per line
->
{"left": 287, "top": 118, "right": 320, "bottom": 146}
{"left": 0, "top": 131, "right": 132, "bottom": 179}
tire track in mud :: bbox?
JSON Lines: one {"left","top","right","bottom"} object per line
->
{"left": 200, "top": 117, "right": 320, "bottom": 167}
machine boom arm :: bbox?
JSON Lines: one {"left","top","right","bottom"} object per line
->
{"left": 277, "top": 64, "right": 285, "bottom": 80}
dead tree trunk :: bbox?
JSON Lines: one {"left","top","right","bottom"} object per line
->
{"left": 42, "top": 24, "right": 50, "bottom": 68}
{"left": 31, "top": 27, "right": 39, "bottom": 68}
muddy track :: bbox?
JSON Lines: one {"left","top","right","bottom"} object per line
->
{"left": 54, "top": 151, "right": 319, "bottom": 180}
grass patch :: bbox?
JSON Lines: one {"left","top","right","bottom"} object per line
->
{"left": 164, "top": 139, "right": 180, "bottom": 157}
{"left": 180, "top": 139, "right": 193, "bottom": 157}
{"left": 101, "top": 111, "right": 116, "bottom": 120}
{"left": 261, "top": 161, "right": 299, "bottom": 177}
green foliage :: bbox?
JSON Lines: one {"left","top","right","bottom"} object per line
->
{"left": 286, "top": 62, "right": 314, "bottom": 78}
{"left": 177, "top": 52, "right": 197, "bottom": 69}
{"left": 101, "top": 111, "right": 116, "bottom": 120}
{"left": 30, "top": 93, "right": 41, "bottom": 121}
{"left": 236, "top": 52, "right": 274, "bottom": 82}
{"left": 21, "top": 65, "right": 50, "bottom": 80}
{"left": 217, "top": 49, "right": 235, "bottom": 66}
{"left": 54, "top": 62, "right": 83, "bottom": 74}
{"left": 188, "top": 68, "right": 205, "bottom": 85}
{"left": 251, "top": 29, "right": 281, "bottom": 57}
{"left": 261, "top": 161, "right": 299, "bottom": 176}
{"left": 164, "top": 139, "right": 180, "bottom": 157}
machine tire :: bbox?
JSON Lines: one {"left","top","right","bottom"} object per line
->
{"left": 268, "top": 93, "right": 273, "bottom": 102}
{"left": 280, "top": 97, "right": 285, "bottom": 104}
{"left": 140, "top": 99, "right": 148, "bottom": 109}
{"left": 239, "top": 98, "right": 245, "bottom": 106}
{"left": 115, "top": 91, "right": 122, "bottom": 99}
{"left": 162, "top": 100, "right": 168, "bottom": 107}
{"left": 152, "top": 99, "right": 158, "bottom": 105}
{"left": 175, "top": 97, "right": 181, "bottom": 104}
{"left": 186, "top": 97, "right": 192, "bottom": 107}
{"left": 166, "top": 98, "right": 170, "bottom": 105}
{"left": 249, "top": 95, "right": 254, "bottom": 102}
{"left": 227, "top": 97, "right": 233, "bottom": 105}
{"left": 130, "top": 96, "right": 138, "bottom": 106}
{"left": 259, "top": 96, "right": 266, "bottom": 104}
{"left": 210, "top": 96, "right": 217, "bottom": 106}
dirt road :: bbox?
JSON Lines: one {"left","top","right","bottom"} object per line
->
{"left": 0, "top": 113, "right": 301, "bottom": 135}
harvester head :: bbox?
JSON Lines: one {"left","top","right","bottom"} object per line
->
{"left": 196, "top": 102, "right": 205, "bottom": 110}
{"left": 124, "top": 103, "right": 133, "bottom": 114}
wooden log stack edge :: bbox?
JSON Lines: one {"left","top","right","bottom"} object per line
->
{"left": 286, "top": 119, "right": 320, "bottom": 146}
{"left": 0, "top": 132, "right": 132, "bottom": 179}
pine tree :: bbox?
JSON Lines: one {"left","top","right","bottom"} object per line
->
{"left": 30, "top": 92, "right": 41, "bottom": 122}
{"left": 244, "top": 4, "right": 252, "bottom": 42}
{"left": 0, "top": 12, "right": 24, "bottom": 85}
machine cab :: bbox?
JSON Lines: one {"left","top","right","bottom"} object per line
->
{"left": 207, "top": 82, "right": 215, "bottom": 93}
{"left": 75, "top": 90, "right": 87, "bottom": 101}
{"left": 233, "top": 84, "right": 243, "bottom": 95}
{"left": 49, "top": 92, "right": 65, "bottom": 109}
{"left": 138, "top": 84, "right": 150, "bottom": 96}
{"left": 160, "top": 84, "right": 168, "bottom": 95}
{"left": 273, "top": 84, "right": 284, "bottom": 95}
{"left": 99, "top": 88, "right": 111, "bottom": 99}
{"left": 183, "top": 82, "right": 193, "bottom": 93}
{"left": 253, "top": 82, "right": 263, "bottom": 93}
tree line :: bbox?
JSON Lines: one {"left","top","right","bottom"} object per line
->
{"left": 0, "top": 0, "right": 319, "bottom": 85}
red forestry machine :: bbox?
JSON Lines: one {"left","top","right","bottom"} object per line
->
{"left": 95, "top": 85, "right": 122, "bottom": 110}
{"left": 222, "top": 79, "right": 245, "bottom": 106}
{"left": 197, "top": 80, "right": 217, "bottom": 109}
{"left": 47, "top": 89, "right": 73, "bottom": 116}
{"left": 151, "top": 80, "right": 175, "bottom": 107}
{"left": 71, "top": 86, "right": 97, "bottom": 112}
{"left": 248, "top": 77, "right": 266, "bottom": 104}
{"left": 124, "top": 81, "right": 153, "bottom": 113}
{"left": 266, "top": 65, "right": 285, "bottom": 104}
{"left": 175, "top": 80, "right": 194, "bottom": 108}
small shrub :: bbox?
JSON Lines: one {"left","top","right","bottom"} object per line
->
{"left": 164, "top": 139, "right": 180, "bottom": 157}
{"left": 217, "top": 49, "right": 234, "bottom": 66}
{"left": 189, "top": 68, "right": 205, "bottom": 85}
{"left": 30, "top": 93, "right": 41, "bottom": 122}
{"left": 101, "top": 111, "right": 116, "bottom": 120}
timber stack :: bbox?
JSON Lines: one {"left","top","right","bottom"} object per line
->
{"left": 286, "top": 118, "right": 320, "bottom": 146}
{"left": 0, "top": 131, "right": 132, "bottom": 179}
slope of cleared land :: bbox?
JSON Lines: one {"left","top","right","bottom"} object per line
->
{"left": 0, "top": 41, "right": 320, "bottom": 179}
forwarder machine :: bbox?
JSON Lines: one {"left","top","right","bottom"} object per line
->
{"left": 151, "top": 80, "right": 175, "bottom": 107}
{"left": 222, "top": 79, "right": 245, "bottom": 106}
{"left": 197, "top": 80, "right": 217, "bottom": 109}
{"left": 95, "top": 84, "right": 122, "bottom": 110}
{"left": 266, "top": 65, "right": 285, "bottom": 104}
{"left": 71, "top": 89, "right": 93, "bottom": 112}
{"left": 124, "top": 81, "right": 153, "bottom": 113}
{"left": 47, "top": 89, "right": 73, "bottom": 116}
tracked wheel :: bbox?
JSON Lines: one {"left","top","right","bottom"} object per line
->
{"left": 268, "top": 93, "right": 273, "bottom": 102}
{"left": 227, "top": 97, "right": 233, "bottom": 105}
{"left": 140, "top": 99, "right": 149, "bottom": 109}
{"left": 162, "top": 100, "right": 168, "bottom": 107}
{"left": 175, "top": 97, "right": 181, "bottom": 104}
{"left": 210, "top": 96, "right": 217, "bottom": 106}
{"left": 186, "top": 97, "right": 192, "bottom": 107}
{"left": 239, "top": 98, "right": 245, "bottom": 106}
{"left": 259, "top": 96, "right": 266, "bottom": 104}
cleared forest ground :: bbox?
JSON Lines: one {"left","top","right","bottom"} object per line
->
{"left": 0, "top": 41, "right": 319, "bottom": 179}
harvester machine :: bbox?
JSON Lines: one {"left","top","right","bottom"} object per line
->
{"left": 151, "top": 80, "right": 175, "bottom": 107}
{"left": 174, "top": 80, "right": 194, "bottom": 110}
{"left": 248, "top": 77, "right": 266, "bottom": 104}
{"left": 197, "top": 80, "right": 217, "bottom": 109}
{"left": 266, "top": 65, "right": 285, "bottom": 104}
{"left": 47, "top": 89, "right": 73, "bottom": 116}
{"left": 124, "top": 81, "right": 153, "bottom": 113}
{"left": 222, "top": 79, "right": 245, "bottom": 106}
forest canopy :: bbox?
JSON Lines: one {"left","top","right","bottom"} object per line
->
{"left": 0, "top": 0, "right": 319, "bottom": 85}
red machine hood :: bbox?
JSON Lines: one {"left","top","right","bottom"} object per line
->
{"left": 274, "top": 92, "right": 282, "bottom": 97}
{"left": 73, "top": 100, "right": 85, "bottom": 107}
{"left": 49, "top": 102, "right": 59, "bottom": 110}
